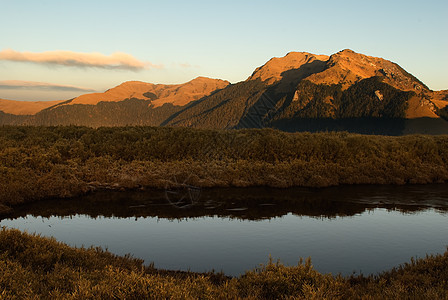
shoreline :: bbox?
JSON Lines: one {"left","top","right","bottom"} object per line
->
{"left": 2, "top": 180, "right": 448, "bottom": 216}
{"left": 0, "top": 227, "right": 447, "bottom": 298}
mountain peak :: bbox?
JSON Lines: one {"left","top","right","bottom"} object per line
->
{"left": 116, "top": 80, "right": 153, "bottom": 87}
{"left": 306, "top": 49, "right": 428, "bottom": 91}
{"left": 150, "top": 76, "right": 229, "bottom": 107}
{"left": 338, "top": 48, "right": 356, "bottom": 54}
{"left": 248, "top": 52, "right": 329, "bottom": 84}
{"left": 186, "top": 76, "right": 230, "bottom": 86}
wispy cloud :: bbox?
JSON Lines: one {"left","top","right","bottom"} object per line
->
{"left": 0, "top": 49, "right": 161, "bottom": 70}
{"left": 179, "top": 63, "right": 192, "bottom": 68}
{"left": 0, "top": 80, "right": 96, "bottom": 92}
{"left": 177, "top": 63, "right": 200, "bottom": 68}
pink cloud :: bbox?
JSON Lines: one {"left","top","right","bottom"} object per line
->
{"left": 0, "top": 49, "right": 162, "bottom": 70}
{"left": 0, "top": 80, "right": 96, "bottom": 92}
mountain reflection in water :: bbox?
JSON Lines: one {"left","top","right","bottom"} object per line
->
{"left": 5, "top": 185, "right": 448, "bottom": 221}
{"left": 2, "top": 185, "right": 448, "bottom": 276}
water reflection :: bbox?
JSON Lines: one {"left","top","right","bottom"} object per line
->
{"left": 1, "top": 184, "right": 448, "bottom": 276}
{"left": 5, "top": 184, "right": 448, "bottom": 221}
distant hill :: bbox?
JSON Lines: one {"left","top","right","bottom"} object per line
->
{"left": 0, "top": 99, "right": 64, "bottom": 115}
{"left": 1, "top": 50, "right": 447, "bottom": 134}
{"left": 0, "top": 77, "right": 230, "bottom": 127}
{"left": 59, "top": 76, "right": 230, "bottom": 107}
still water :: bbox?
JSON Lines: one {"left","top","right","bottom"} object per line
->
{"left": 1, "top": 185, "right": 448, "bottom": 276}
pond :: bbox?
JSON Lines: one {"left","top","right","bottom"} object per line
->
{"left": 1, "top": 185, "right": 448, "bottom": 277}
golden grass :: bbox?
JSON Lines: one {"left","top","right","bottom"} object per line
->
{"left": 0, "top": 228, "right": 447, "bottom": 299}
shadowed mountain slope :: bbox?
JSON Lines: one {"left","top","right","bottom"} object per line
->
{"left": 165, "top": 50, "right": 448, "bottom": 134}
{"left": 1, "top": 50, "right": 447, "bottom": 134}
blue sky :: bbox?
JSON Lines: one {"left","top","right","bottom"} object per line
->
{"left": 0, "top": 0, "right": 447, "bottom": 101}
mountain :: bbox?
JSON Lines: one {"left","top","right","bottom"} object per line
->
{"left": 164, "top": 52, "right": 330, "bottom": 128}
{"left": 0, "top": 99, "right": 66, "bottom": 125}
{"left": 0, "top": 99, "right": 64, "bottom": 115}
{"left": 247, "top": 52, "right": 329, "bottom": 86}
{"left": 165, "top": 49, "right": 448, "bottom": 134}
{"left": 0, "top": 77, "right": 229, "bottom": 126}
{"left": 57, "top": 76, "right": 230, "bottom": 107}
{"left": 1, "top": 50, "right": 447, "bottom": 134}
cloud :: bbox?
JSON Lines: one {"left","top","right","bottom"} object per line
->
{"left": 179, "top": 63, "right": 192, "bottom": 68}
{"left": 177, "top": 63, "right": 200, "bottom": 68}
{"left": 0, "top": 49, "right": 161, "bottom": 70}
{"left": 0, "top": 80, "right": 96, "bottom": 92}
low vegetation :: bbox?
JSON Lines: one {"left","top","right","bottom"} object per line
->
{"left": 0, "top": 228, "right": 446, "bottom": 299}
{"left": 438, "top": 105, "right": 448, "bottom": 121}
{"left": 1, "top": 125, "right": 448, "bottom": 213}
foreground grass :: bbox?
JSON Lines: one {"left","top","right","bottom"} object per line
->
{"left": 1, "top": 126, "right": 448, "bottom": 213}
{"left": 0, "top": 228, "right": 447, "bottom": 299}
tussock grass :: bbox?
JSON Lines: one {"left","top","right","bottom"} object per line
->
{"left": 0, "top": 228, "right": 447, "bottom": 299}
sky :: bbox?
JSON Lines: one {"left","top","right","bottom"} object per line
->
{"left": 0, "top": 0, "right": 447, "bottom": 101}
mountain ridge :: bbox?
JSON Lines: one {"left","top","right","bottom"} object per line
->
{"left": 306, "top": 49, "right": 429, "bottom": 92}
{"left": 1, "top": 49, "right": 447, "bottom": 134}
{"left": 164, "top": 49, "right": 447, "bottom": 132}
{"left": 0, "top": 99, "right": 65, "bottom": 115}
{"left": 247, "top": 51, "right": 329, "bottom": 84}
{"left": 54, "top": 76, "right": 230, "bottom": 108}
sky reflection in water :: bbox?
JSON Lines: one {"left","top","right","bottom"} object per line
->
{"left": 1, "top": 185, "right": 448, "bottom": 276}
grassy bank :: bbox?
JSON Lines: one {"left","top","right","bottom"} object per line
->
{"left": 0, "top": 228, "right": 446, "bottom": 299}
{"left": 1, "top": 125, "right": 448, "bottom": 212}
